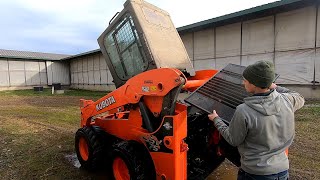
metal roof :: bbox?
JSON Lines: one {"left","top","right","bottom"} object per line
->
{"left": 62, "top": 49, "right": 101, "bottom": 61}
{"left": 0, "top": 49, "right": 70, "bottom": 61}
{"left": 177, "top": 0, "right": 316, "bottom": 34}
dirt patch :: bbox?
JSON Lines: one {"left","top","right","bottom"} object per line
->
{"left": 208, "top": 160, "right": 238, "bottom": 179}
{"left": 0, "top": 96, "right": 80, "bottom": 108}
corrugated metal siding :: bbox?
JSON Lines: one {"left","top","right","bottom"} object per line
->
{"left": 0, "top": 58, "right": 53, "bottom": 87}
{"left": 69, "top": 52, "right": 114, "bottom": 91}
{"left": 8, "top": 60, "right": 26, "bottom": 86}
{"left": 46, "top": 61, "right": 70, "bottom": 85}
{"left": 25, "top": 61, "right": 40, "bottom": 86}
{"left": 276, "top": 6, "right": 316, "bottom": 51}
{"left": 194, "top": 28, "right": 215, "bottom": 60}
{"left": 216, "top": 23, "right": 241, "bottom": 58}
{"left": 242, "top": 16, "right": 274, "bottom": 55}
{"left": 39, "top": 62, "right": 47, "bottom": 85}
{"left": 181, "top": 5, "right": 319, "bottom": 85}
{"left": 0, "top": 60, "right": 9, "bottom": 87}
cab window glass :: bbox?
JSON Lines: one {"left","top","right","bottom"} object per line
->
{"left": 104, "top": 14, "right": 147, "bottom": 80}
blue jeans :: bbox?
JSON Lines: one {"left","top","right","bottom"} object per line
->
{"left": 237, "top": 169, "right": 289, "bottom": 180}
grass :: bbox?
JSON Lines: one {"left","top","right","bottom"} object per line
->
{"left": 0, "top": 88, "right": 108, "bottom": 98}
{"left": 289, "top": 102, "right": 320, "bottom": 179}
{"left": 0, "top": 89, "right": 319, "bottom": 179}
{"left": 0, "top": 89, "right": 110, "bottom": 180}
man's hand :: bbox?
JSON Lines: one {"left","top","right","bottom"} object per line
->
{"left": 208, "top": 110, "right": 219, "bottom": 121}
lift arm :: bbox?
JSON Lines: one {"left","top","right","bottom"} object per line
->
{"left": 80, "top": 68, "right": 186, "bottom": 126}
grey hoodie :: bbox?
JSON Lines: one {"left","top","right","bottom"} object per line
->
{"left": 213, "top": 86, "right": 305, "bottom": 175}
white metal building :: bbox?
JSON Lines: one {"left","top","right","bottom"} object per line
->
{"left": 177, "top": 0, "right": 320, "bottom": 98}
{"left": 0, "top": 49, "right": 70, "bottom": 90}
{"left": 65, "top": 50, "right": 114, "bottom": 91}
{"left": 1, "top": 0, "right": 319, "bottom": 98}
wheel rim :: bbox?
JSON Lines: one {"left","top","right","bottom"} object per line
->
{"left": 79, "top": 137, "right": 89, "bottom": 161}
{"left": 113, "top": 157, "right": 130, "bottom": 180}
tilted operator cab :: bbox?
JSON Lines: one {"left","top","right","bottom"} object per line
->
{"left": 98, "top": 0, "right": 195, "bottom": 88}
{"left": 101, "top": 14, "right": 148, "bottom": 83}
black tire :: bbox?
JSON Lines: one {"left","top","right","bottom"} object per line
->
{"left": 112, "top": 141, "right": 156, "bottom": 180}
{"left": 75, "top": 126, "right": 105, "bottom": 171}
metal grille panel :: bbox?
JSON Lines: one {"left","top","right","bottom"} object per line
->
{"left": 185, "top": 63, "right": 279, "bottom": 123}
{"left": 185, "top": 64, "right": 249, "bottom": 123}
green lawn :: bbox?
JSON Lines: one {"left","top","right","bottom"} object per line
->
{"left": 0, "top": 89, "right": 109, "bottom": 179}
{"left": 289, "top": 101, "right": 320, "bottom": 179}
{"left": 0, "top": 88, "right": 107, "bottom": 97}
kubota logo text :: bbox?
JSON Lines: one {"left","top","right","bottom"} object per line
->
{"left": 96, "top": 96, "right": 116, "bottom": 111}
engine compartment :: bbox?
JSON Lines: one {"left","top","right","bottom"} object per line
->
{"left": 186, "top": 106, "right": 240, "bottom": 179}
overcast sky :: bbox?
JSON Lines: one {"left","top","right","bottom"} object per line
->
{"left": 0, "top": 0, "right": 278, "bottom": 55}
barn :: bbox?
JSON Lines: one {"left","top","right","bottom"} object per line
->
{"left": 1, "top": 0, "right": 319, "bottom": 98}
{"left": 0, "top": 49, "right": 70, "bottom": 90}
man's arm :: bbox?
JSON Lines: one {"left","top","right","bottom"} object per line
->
{"left": 271, "top": 84, "right": 305, "bottom": 112}
{"left": 208, "top": 108, "right": 248, "bottom": 147}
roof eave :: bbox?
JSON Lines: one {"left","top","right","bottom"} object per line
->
{"left": 177, "top": 0, "right": 316, "bottom": 34}
{"left": 0, "top": 56, "right": 62, "bottom": 61}
{"left": 62, "top": 49, "right": 101, "bottom": 61}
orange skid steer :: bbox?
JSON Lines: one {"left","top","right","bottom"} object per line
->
{"left": 75, "top": 0, "right": 240, "bottom": 179}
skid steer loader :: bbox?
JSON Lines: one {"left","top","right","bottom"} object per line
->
{"left": 75, "top": 0, "right": 242, "bottom": 179}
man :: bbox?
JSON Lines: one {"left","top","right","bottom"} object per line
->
{"left": 208, "top": 61, "right": 304, "bottom": 180}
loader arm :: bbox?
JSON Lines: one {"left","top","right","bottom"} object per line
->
{"left": 80, "top": 68, "right": 186, "bottom": 127}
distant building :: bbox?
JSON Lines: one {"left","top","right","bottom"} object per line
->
{"left": 1, "top": 0, "right": 319, "bottom": 98}
{"left": 0, "top": 49, "right": 70, "bottom": 90}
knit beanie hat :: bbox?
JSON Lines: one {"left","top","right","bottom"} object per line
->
{"left": 242, "top": 60, "right": 275, "bottom": 88}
